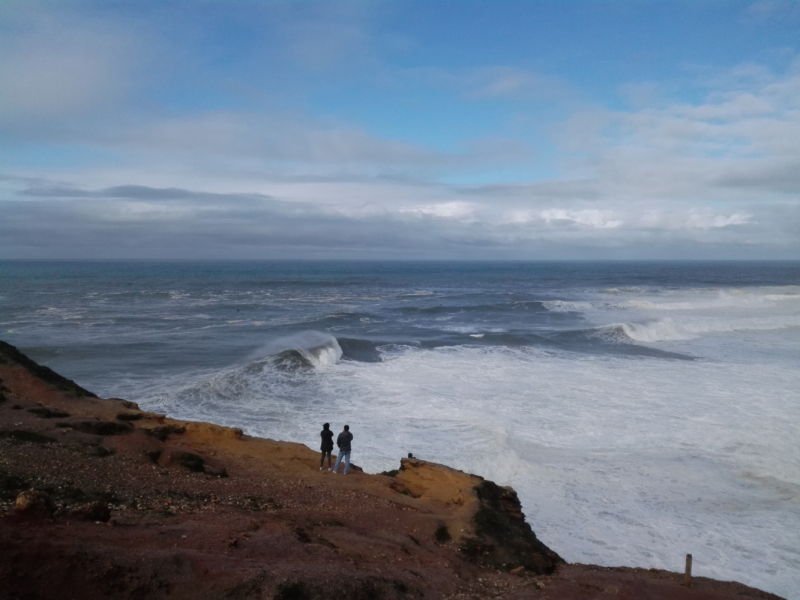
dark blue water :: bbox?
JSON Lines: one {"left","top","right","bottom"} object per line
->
{"left": 2, "top": 260, "right": 798, "bottom": 385}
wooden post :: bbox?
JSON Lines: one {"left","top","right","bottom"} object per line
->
{"left": 684, "top": 554, "right": 692, "bottom": 588}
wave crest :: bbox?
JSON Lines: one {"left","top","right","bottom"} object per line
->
{"left": 251, "top": 331, "right": 342, "bottom": 368}
{"left": 610, "top": 316, "right": 800, "bottom": 343}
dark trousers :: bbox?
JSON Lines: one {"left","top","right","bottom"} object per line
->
{"left": 320, "top": 450, "right": 332, "bottom": 468}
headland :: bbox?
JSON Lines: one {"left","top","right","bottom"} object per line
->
{"left": 0, "top": 340, "right": 783, "bottom": 599}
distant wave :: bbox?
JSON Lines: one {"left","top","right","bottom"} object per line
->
{"left": 541, "top": 300, "right": 594, "bottom": 312}
{"left": 599, "top": 316, "right": 800, "bottom": 343}
{"left": 397, "top": 301, "right": 549, "bottom": 315}
{"left": 547, "top": 286, "right": 800, "bottom": 314}
{"left": 245, "top": 311, "right": 800, "bottom": 368}
{"left": 250, "top": 331, "right": 342, "bottom": 368}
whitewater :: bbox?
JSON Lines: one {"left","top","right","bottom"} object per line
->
{"left": 1, "top": 261, "right": 798, "bottom": 598}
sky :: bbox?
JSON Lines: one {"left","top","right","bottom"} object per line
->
{"left": 1, "top": 0, "right": 799, "bottom": 260}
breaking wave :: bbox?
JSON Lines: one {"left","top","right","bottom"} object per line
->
{"left": 546, "top": 286, "right": 800, "bottom": 314}
{"left": 250, "top": 331, "right": 342, "bottom": 368}
{"left": 603, "top": 316, "right": 800, "bottom": 343}
{"left": 397, "top": 301, "right": 548, "bottom": 315}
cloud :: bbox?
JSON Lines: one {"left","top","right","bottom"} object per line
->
{"left": 743, "top": 0, "right": 800, "bottom": 23}
{"left": 0, "top": 3, "right": 797, "bottom": 260}
{"left": 554, "top": 58, "right": 800, "bottom": 204}
{"left": 1, "top": 180, "right": 795, "bottom": 259}
{"left": 638, "top": 210, "right": 752, "bottom": 230}
{"left": 0, "top": 8, "right": 150, "bottom": 127}
{"left": 401, "top": 202, "right": 478, "bottom": 221}
{"left": 126, "top": 111, "right": 438, "bottom": 165}
{"left": 540, "top": 209, "right": 623, "bottom": 229}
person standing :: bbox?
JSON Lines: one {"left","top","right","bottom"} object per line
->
{"left": 320, "top": 423, "right": 334, "bottom": 471}
{"left": 333, "top": 424, "right": 353, "bottom": 474}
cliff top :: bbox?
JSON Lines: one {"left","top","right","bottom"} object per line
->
{"left": 0, "top": 340, "right": 783, "bottom": 600}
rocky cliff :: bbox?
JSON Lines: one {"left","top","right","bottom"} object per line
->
{"left": 0, "top": 341, "right": 783, "bottom": 599}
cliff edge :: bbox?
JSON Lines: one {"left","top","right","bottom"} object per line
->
{"left": 0, "top": 340, "right": 783, "bottom": 599}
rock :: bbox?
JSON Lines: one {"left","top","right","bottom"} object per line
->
{"left": 0, "top": 430, "right": 55, "bottom": 444}
{"left": 203, "top": 464, "right": 228, "bottom": 478}
{"left": 167, "top": 450, "right": 227, "bottom": 477}
{"left": 175, "top": 452, "right": 205, "bottom": 472}
{"left": 59, "top": 421, "right": 133, "bottom": 436}
{"left": 27, "top": 407, "right": 70, "bottom": 419}
{"left": 434, "top": 524, "right": 451, "bottom": 543}
{"left": 73, "top": 501, "right": 111, "bottom": 522}
{"left": 146, "top": 425, "right": 186, "bottom": 441}
{"left": 184, "top": 422, "right": 243, "bottom": 441}
{"left": 116, "top": 412, "right": 143, "bottom": 421}
{"left": 0, "top": 340, "right": 96, "bottom": 397}
{"left": 15, "top": 490, "right": 54, "bottom": 515}
{"left": 109, "top": 398, "right": 139, "bottom": 410}
{"left": 460, "top": 480, "right": 564, "bottom": 575}
{"left": 294, "top": 527, "right": 311, "bottom": 543}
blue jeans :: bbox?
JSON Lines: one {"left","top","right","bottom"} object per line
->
{"left": 333, "top": 450, "right": 351, "bottom": 474}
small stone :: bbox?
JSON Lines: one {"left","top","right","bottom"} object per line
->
{"left": 15, "top": 490, "right": 54, "bottom": 515}
{"left": 70, "top": 501, "right": 111, "bottom": 522}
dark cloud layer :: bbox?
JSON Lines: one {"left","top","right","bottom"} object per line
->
{"left": 2, "top": 182, "right": 797, "bottom": 260}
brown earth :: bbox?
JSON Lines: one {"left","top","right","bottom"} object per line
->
{"left": 0, "top": 340, "right": 784, "bottom": 600}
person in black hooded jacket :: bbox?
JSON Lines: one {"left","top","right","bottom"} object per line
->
{"left": 319, "top": 423, "right": 334, "bottom": 471}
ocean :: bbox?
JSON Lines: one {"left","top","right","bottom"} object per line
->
{"left": 1, "top": 260, "right": 798, "bottom": 598}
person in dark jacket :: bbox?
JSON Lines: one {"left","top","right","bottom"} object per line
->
{"left": 320, "top": 423, "right": 334, "bottom": 471}
{"left": 333, "top": 424, "right": 353, "bottom": 474}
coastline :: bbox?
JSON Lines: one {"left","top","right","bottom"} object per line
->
{"left": 0, "top": 340, "right": 784, "bottom": 600}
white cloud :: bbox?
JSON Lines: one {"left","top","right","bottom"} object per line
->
{"left": 638, "top": 210, "right": 752, "bottom": 230}
{"left": 402, "top": 202, "right": 478, "bottom": 221}
{"left": 540, "top": 209, "right": 623, "bottom": 229}
{"left": 554, "top": 58, "right": 800, "bottom": 205}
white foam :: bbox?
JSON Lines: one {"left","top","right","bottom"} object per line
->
{"left": 616, "top": 315, "right": 800, "bottom": 343}
{"left": 542, "top": 300, "right": 594, "bottom": 311}
{"left": 548, "top": 286, "right": 800, "bottom": 316}
{"left": 249, "top": 330, "right": 343, "bottom": 367}
{"left": 323, "top": 344, "right": 798, "bottom": 597}
{"left": 100, "top": 284, "right": 800, "bottom": 598}
{"left": 298, "top": 340, "right": 342, "bottom": 367}
{"left": 132, "top": 325, "right": 800, "bottom": 598}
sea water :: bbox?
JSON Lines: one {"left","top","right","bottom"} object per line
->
{"left": 1, "top": 260, "right": 798, "bottom": 598}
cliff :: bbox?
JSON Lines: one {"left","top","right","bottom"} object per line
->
{"left": 0, "top": 340, "right": 783, "bottom": 599}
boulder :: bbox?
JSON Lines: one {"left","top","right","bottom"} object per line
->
{"left": 15, "top": 490, "right": 54, "bottom": 516}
